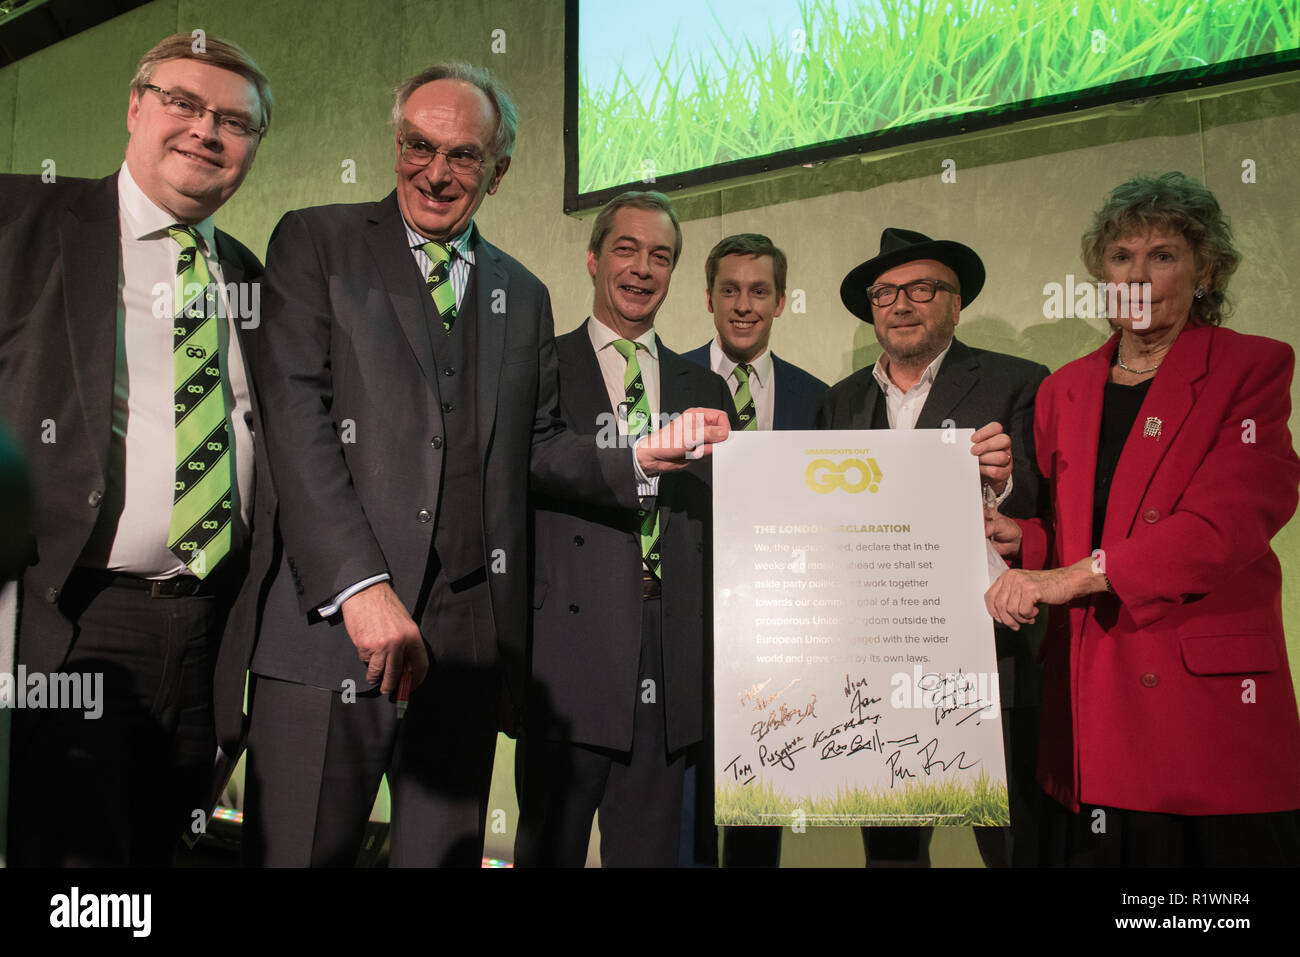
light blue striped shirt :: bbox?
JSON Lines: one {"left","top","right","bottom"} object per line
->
{"left": 403, "top": 220, "right": 476, "bottom": 309}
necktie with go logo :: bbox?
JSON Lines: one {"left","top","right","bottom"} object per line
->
{"left": 167, "top": 225, "right": 232, "bottom": 578}
{"left": 611, "top": 338, "right": 661, "bottom": 580}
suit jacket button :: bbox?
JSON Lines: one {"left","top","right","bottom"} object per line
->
{"left": 443, "top": 367, "right": 455, "bottom": 377}
{"left": 573, "top": 535, "right": 584, "bottom": 546}
{"left": 417, "top": 508, "right": 432, "bottom": 523}
{"left": 568, "top": 603, "right": 579, "bottom": 614}
{"left": 441, "top": 402, "right": 454, "bottom": 414}
{"left": 1140, "top": 672, "right": 1159, "bottom": 688}
{"left": 430, "top": 436, "right": 443, "bottom": 449}
{"left": 45, "top": 586, "right": 59, "bottom": 603}
{"left": 88, "top": 489, "right": 103, "bottom": 507}
{"left": 1142, "top": 508, "right": 1160, "bottom": 523}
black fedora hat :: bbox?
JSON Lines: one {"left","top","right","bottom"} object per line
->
{"left": 840, "top": 227, "right": 985, "bottom": 322}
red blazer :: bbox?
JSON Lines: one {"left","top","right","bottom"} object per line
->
{"left": 1019, "top": 325, "right": 1300, "bottom": 814}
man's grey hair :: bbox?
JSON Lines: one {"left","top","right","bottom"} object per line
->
{"left": 392, "top": 62, "right": 518, "bottom": 159}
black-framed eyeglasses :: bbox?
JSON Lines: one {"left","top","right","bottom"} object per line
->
{"left": 142, "top": 84, "right": 265, "bottom": 139}
{"left": 867, "top": 278, "right": 959, "bottom": 307}
{"left": 398, "top": 134, "right": 487, "bottom": 175}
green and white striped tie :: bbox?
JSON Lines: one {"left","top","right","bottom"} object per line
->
{"left": 166, "top": 225, "right": 232, "bottom": 578}
{"left": 733, "top": 363, "right": 758, "bottom": 431}
{"left": 611, "top": 338, "right": 661, "bottom": 579}
{"left": 422, "top": 241, "right": 456, "bottom": 333}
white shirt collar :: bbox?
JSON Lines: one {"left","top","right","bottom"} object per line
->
{"left": 872, "top": 340, "right": 953, "bottom": 395}
{"left": 118, "top": 163, "right": 217, "bottom": 253}
{"left": 587, "top": 315, "right": 659, "bottom": 359}
{"left": 709, "top": 338, "right": 772, "bottom": 385}
{"left": 403, "top": 219, "right": 477, "bottom": 265}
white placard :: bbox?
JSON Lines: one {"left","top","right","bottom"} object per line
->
{"left": 713, "top": 430, "right": 1008, "bottom": 827}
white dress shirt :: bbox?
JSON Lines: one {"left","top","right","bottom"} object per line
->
{"left": 870, "top": 342, "right": 953, "bottom": 431}
{"left": 88, "top": 164, "right": 253, "bottom": 577}
{"left": 709, "top": 338, "right": 774, "bottom": 432}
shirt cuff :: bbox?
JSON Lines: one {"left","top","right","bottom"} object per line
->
{"left": 631, "top": 439, "right": 659, "bottom": 496}
{"left": 317, "top": 573, "right": 391, "bottom": 618}
{"left": 993, "top": 473, "right": 1014, "bottom": 508}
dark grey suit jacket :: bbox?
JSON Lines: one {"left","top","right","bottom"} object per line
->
{"left": 0, "top": 173, "right": 274, "bottom": 752}
{"left": 817, "top": 337, "right": 1050, "bottom": 705}
{"left": 248, "top": 194, "right": 635, "bottom": 714}
{"left": 528, "top": 324, "right": 737, "bottom": 754}
{"left": 682, "top": 343, "right": 829, "bottom": 431}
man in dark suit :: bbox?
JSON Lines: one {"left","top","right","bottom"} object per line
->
{"left": 243, "top": 73, "right": 724, "bottom": 867}
{"left": 819, "top": 227, "right": 1049, "bottom": 867}
{"left": 682, "top": 232, "right": 828, "bottom": 866}
{"left": 514, "top": 191, "right": 737, "bottom": 867}
{"left": 0, "top": 34, "right": 274, "bottom": 866}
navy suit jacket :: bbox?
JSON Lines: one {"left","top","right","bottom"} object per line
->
{"left": 682, "top": 342, "right": 828, "bottom": 430}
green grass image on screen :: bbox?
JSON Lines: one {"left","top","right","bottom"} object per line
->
{"left": 578, "top": 0, "right": 1299, "bottom": 195}
{"left": 715, "top": 772, "right": 1010, "bottom": 826}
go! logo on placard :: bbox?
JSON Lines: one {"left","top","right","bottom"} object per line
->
{"left": 804, "top": 457, "right": 883, "bottom": 494}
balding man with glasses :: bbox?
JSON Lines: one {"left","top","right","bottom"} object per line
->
{"left": 818, "top": 228, "right": 1050, "bottom": 868}
{"left": 0, "top": 33, "right": 273, "bottom": 866}
{"left": 242, "top": 65, "right": 725, "bottom": 867}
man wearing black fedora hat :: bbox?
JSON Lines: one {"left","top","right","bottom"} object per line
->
{"left": 819, "top": 227, "right": 1050, "bottom": 868}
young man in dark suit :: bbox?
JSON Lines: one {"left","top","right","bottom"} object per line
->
{"left": 243, "top": 73, "right": 725, "bottom": 867}
{"left": 515, "top": 192, "right": 738, "bottom": 866}
{"left": 684, "top": 233, "right": 828, "bottom": 431}
{"left": 682, "top": 233, "right": 829, "bottom": 865}
{"left": 820, "top": 227, "right": 1050, "bottom": 867}
{"left": 0, "top": 34, "right": 274, "bottom": 865}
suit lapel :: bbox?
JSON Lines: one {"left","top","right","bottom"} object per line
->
{"left": 474, "top": 233, "right": 509, "bottom": 461}
{"left": 915, "top": 339, "right": 979, "bottom": 429}
{"left": 1102, "top": 327, "right": 1207, "bottom": 547}
{"left": 658, "top": 338, "right": 690, "bottom": 416}
{"left": 363, "top": 193, "right": 439, "bottom": 397}
{"left": 838, "top": 369, "right": 882, "bottom": 430}
{"left": 656, "top": 339, "right": 696, "bottom": 538}
{"left": 1054, "top": 338, "right": 1112, "bottom": 563}
{"left": 563, "top": 320, "right": 617, "bottom": 434}
{"left": 216, "top": 230, "right": 254, "bottom": 375}
{"left": 60, "top": 175, "right": 120, "bottom": 477}
{"left": 771, "top": 354, "right": 789, "bottom": 430}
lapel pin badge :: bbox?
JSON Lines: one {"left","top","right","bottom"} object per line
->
{"left": 1143, "top": 416, "right": 1162, "bottom": 440}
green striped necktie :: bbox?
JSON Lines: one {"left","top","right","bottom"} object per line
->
{"left": 733, "top": 363, "right": 758, "bottom": 430}
{"left": 611, "top": 338, "right": 661, "bottom": 580}
{"left": 422, "top": 241, "right": 456, "bottom": 332}
{"left": 166, "top": 225, "right": 232, "bottom": 578}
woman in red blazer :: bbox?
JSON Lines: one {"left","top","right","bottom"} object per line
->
{"left": 985, "top": 172, "right": 1300, "bottom": 866}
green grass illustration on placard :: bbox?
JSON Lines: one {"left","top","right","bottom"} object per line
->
{"left": 715, "top": 772, "right": 1009, "bottom": 826}
{"left": 578, "top": 0, "right": 1299, "bottom": 194}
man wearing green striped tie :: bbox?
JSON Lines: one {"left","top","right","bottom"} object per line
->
{"left": 0, "top": 35, "right": 274, "bottom": 866}
{"left": 516, "top": 192, "right": 740, "bottom": 866}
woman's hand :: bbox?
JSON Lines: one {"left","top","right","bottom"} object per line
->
{"left": 984, "top": 557, "right": 1109, "bottom": 630}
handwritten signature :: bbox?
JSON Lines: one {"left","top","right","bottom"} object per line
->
{"left": 750, "top": 695, "right": 819, "bottom": 743}
{"left": 883, "top": 734, "right": 980, "bottom": 788}
{"left": 740, "top": 677, "right": 802, "bottom": 713}
{"left": 758, "top": 736, "right": 805, "bottom": 771}
{"left": 723, "top": 754, "right": 756, "bottom": 786}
